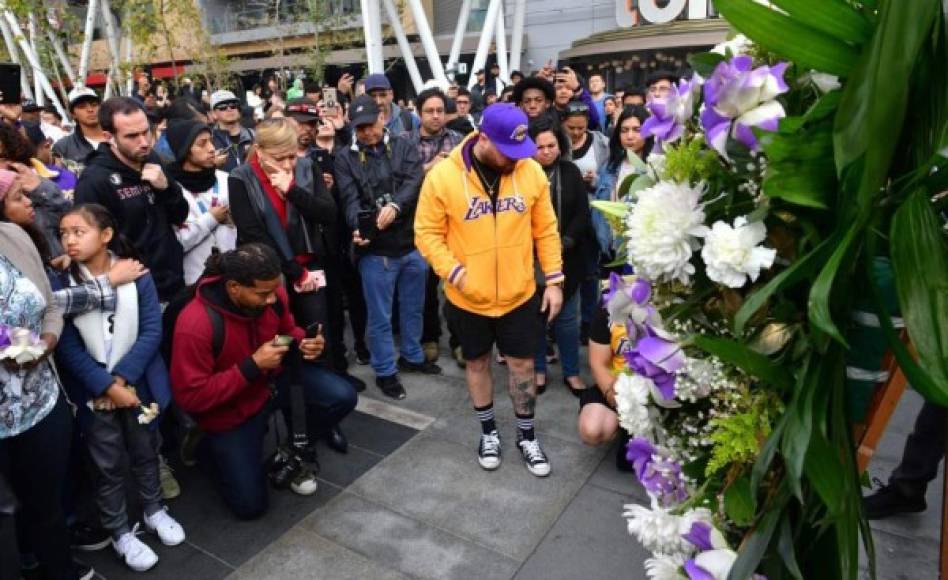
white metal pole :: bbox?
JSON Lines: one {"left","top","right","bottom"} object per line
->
{"left": 382, "top": 0, "right": 423, "bottom": 93}
{"left": 99, "top": 0, "right": 123, "bottom": 94}
{"left": 509, "top": 0, "right": 526, "bottom": 73}
{"left": 360, "top": 0, "right": 384, "bottom": 74}
{"left": 0, "top": 14, "right": 33, "bottom": 100}
{"left": 446, "top": 0, "right": 471, "bottom": 74}
{"left": 103, "top": 70, "right": 114, "bottom": 99}
{"left": 467, "top": 0, "right": 502, "bottom": 90}
{"left": 404, "top": 0, "right": 448, "bottom": 85}
{"left": 78, "top": 0, "right": 99, "bottom": 84}
{"left": 47, "top": 30, "right": 76, "bottom": 84}
{"left": 494, "top": 2, "right": 509, "bottom": 84}
{"left": 28, "top": 14, "right": 43, "bottom": 106}
{"left": 123, "top": 36, "right": 134, "bottom": 96}
{"left": 1, "top": 11, "right": 68, "bottom": 120}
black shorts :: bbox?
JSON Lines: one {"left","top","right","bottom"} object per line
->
{"left": 579, "top": 387, "right": 617, "bottom": 412}
{"left": 445, "top": 293, "right": 544, "bottom": 360}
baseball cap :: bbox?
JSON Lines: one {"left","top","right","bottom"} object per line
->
{"left": 364, "top": 73, "right": 392, "bottom": 93}
{"left": 478, "top": 103, "right": 536, "bottom": 160}
{"left": 349, "top": 95, "right": 381, "bottom": 127}
{"left": 210, "top": 90, "right": 240, "bottom": 109}
{"left": 286, "top": 98, "right": 319, "bottom": 122}
{"left": 67, "top": 86, "right": 99, "bottom": 109}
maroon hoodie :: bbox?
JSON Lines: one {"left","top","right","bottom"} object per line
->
{"left": 170, "top": 276, "right": 304, "bottom": 433}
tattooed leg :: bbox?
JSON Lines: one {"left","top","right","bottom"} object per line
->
{"left": 505, "top": 357, "right": 537, "bottom": 416}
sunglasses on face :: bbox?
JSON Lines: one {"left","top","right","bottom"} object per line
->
{"left": 214, "top": 103, "right": 239, "bottom": 111}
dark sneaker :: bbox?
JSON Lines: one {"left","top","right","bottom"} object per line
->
{"left": 864, "top": 484, "right": 926, "bottom": 519}
{"left": 397, "top": 356, "right": 442, "bottom": 375}
{"left": 355, "top": 344, "right": 371, "bottom": 366}
{"left": 376, "top": 374, "right": 407, "bottom": 400}
{"left": 69, "top": 522, "right": 111, "bottom": 552}
{"left": 73, "top": 558, "right": 97, "bottom": 580}
{"left": 340, "top": 372, "right": 366, "bottom": 392}
{"left": 452, "top": 346, "right": 466, "bottom": 369}
{"left": 478, "top": 430, "right": 502, "bottom": 470}
{"left": 517, "top": 436, "right": 551, "bottom": 477}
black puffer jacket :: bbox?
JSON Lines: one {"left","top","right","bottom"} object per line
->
{"left": 334, "top": 132, "right": 423, "bottom": 258}
{"left": 545, "top": 160, "right": 591, "bottom": 300}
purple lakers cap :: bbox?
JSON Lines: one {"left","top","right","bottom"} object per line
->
{"left": 479, "top": 103, "right": 536, "bottom": 160}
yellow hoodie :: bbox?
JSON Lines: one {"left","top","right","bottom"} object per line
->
{"left": 415, "top": 133, "right": 564, "bottom": 318}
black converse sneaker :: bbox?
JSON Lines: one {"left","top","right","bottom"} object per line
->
{"left": 478, "top": 430, "right": 502, "bottom": 470}
{"left": 517, "top": 437, "right": 551, "bottom": 477}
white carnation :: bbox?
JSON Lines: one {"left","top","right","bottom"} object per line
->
{"left": 701, "top": 216, "right": 776, "bottom": 288}
{"left": 645, "top": 554, "right": 687, "bottom": 580}
{"left": 614, "top": 373, "right": 657, "bottom": 438}
{"left": 625, "top": 181, "right": 709, "bottom": 285}
{"left": 624, "top": 499, "right": 691, "bottom": 555}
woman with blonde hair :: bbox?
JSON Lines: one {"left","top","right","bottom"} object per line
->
{"left": 227, "top": 117, "right": 357, "bottom": 483}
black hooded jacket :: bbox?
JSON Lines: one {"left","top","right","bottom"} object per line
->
{"left": 74, "top": 144, "right": 189, "bottom": 301}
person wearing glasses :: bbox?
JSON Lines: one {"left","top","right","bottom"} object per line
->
{"left": 452, "top": 87, "right": 479, "bottom": 130}
{"left": 210, "top": 90, "right": 255, "bottom": 173}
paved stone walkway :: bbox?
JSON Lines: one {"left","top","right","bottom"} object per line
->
{"left": 80, "top": 341, "right": 942, "bottom": 579}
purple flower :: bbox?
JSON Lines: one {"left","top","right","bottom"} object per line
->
{"left": 684, "top": 559, "right": 715, "bottom": 580}
{"left": 624, "top": 334, "right": 685, "bottom": 401}
{"left": 642, "top": 75, "right": 703, "bottom": 149}
{"left": 682, "top": 521, "right": 714, "bottom": 551}
{"left": 700, "top": 56, "right": 788, "bottom": 155}
{"left": 0, "top": 325, "right": 10, "bottom": 350}
{"left": 603, "top": 275, "right": 658, "bottom": 343}
{"left": 625, "top": 437, "right": 688, "bottom": 503}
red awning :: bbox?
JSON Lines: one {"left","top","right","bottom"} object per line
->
{"left": 150, "top": 64, "right": 186, "bottom": 79}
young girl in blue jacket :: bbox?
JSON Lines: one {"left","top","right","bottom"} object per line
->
{"left": 55, "top": 204, "right": 186, "bottom": 573}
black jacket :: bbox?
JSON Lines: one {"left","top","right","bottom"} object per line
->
{"left": 51, "top": 126, "right": 98, "bottom": 168}
{"left": 335, "top": 133, "right": 423, "bottom": 258}
{"left": 547, "top": 160, "right": 591, "bottom": 300}
{"left": 74, "top": 144, "right": 189, "bottom": 301}
{"left": 228, "top": 156, "right": 337, "bottom": 283}
{"left": 211, "top": 126, "right": 255, "bottom": 173}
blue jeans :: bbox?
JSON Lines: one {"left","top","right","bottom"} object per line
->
{"left": 276, "top": 360, "right": 359, "bottom": 440}
{"left": 535, "top": 291, "right": 581, "bottom": 378}
{"left": 359, "top": 250, "right": 428, "bottom": 377}
{"left": 205, "top": 360, "right": 357, "bottom": 520}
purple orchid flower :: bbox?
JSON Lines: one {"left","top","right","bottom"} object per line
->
{"left": 641, "top": 75, "right": 702, "bottom": 149}
{"left": 625, "top": 438, "right": 688, "bottom": 503}
{"left": 682, "top": 521, "right": 715, "bottom": 551}
{"left": 624, "top": 335, "right": 685, "bottom": 401}
{"left": 0, "top": 325, "right": 11, "bottom": 350}
{"left": 684, "top": 559, "right": 716, "bottom": 580}
{"left": 700, "top": 55, "right": 789, "bottom": 156}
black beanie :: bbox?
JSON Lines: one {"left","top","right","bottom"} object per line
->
{"left": 165, "top": 119, "right": 212, "bottom": 165}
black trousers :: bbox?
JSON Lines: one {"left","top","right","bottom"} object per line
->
{"left": 889, "top": 400, "right": 947, "bottom": 498}
{"left": 0, "top": 394, "right": 74, "bottom": 580}
{"left": 421, "top": 269, "right": 442, "bottom": 344}
{"left": 325, "top": 256, "right": 368, "bottom": 372}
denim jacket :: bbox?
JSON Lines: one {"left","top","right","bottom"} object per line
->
{"left": 591, "top": 160, "right": 620, "bottom": 258}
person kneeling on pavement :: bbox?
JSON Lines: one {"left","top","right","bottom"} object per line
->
{"left": 169, "top": 244, "right": 357, "bottom": 519}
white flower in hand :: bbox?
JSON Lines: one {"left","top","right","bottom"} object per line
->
{"left": 701, "top": 216, "right": 776, "bottom": 288}
{"left": 138, "top": 403, "right": 160, "bottom": 425}
{"left": 0, "top": 328, "right": 47, "bottom": 365}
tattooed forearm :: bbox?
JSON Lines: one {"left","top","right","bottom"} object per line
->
{"left": 508, "top": 371, "right": 537, "bottom": 416}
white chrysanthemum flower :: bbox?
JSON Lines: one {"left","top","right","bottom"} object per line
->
{"left": 623, "top": 498, "right": 692, "bottom": 555}
{"left": 614, "top": 374, "right": 657, "bottom": 438}
{"left": 711, "top": 33, "right": 752, "bottom": 56}
{"left": 625, "top": 181, "right": 709, "bottom": 285}
{"left": 701, "top": 216, "right": 776, "bottom": 288}
{"left": 645, "top": 554, "right": 687, "bottom": 580}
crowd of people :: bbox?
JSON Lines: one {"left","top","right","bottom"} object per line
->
{"left": 0, "top": 62, "right": 674, "bottom": 579}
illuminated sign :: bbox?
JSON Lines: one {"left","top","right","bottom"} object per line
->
{"left": 616, "top": 0, "right": 710, "bottom": 27}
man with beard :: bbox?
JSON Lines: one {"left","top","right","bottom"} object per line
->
{"left": 408, "top": 88, "right": 464, "bottom": 364}
{"left": 286, "top": 98, "right": 320, "bottom": 157}
{"left": 75, "top": 97, "right": 189, "bottom": 302}
{"left": 415, "top": 104, "right": 564, "bottom": 477}
{"left": 165, "top": 119, "right": 237, "bottom": 285}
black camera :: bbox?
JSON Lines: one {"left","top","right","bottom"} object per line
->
{"left": 266, "top": 447, "right": 303, "bottom": 489}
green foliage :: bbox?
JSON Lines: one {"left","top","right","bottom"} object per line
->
{"left": 706, "top": 392, "right": 780, "bottom": 475}
{"left": 662, "top": 137, "right": 720, "bottom": 185}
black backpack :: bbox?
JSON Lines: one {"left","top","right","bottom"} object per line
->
{"left": 161, "top": 283, "right": 285, "bottom": 363}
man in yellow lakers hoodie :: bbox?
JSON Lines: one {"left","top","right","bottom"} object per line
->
{"left": 415, "top": 103, "right": 564, "bottom": 477}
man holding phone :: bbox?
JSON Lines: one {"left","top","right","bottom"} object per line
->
{"left": 336, "top": 95, "right": 439, "bottom": 401}
{"left": 210, "top": 90, "right": 254, "bottom": 172}
{"left": 415, "top": 104, "right": 564, "bottom": 477}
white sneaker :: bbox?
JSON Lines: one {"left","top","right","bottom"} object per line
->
{"left": 518, "top": 437, "right": 551, "bottom": 477}
{"left": 290, "top": 468, "right": 319, "bottom": 496}
{"left": 144, "top": 507, "right": 186, "bottom": 546}
{"left": 478, "top": 430, "right": 502, "bottom": 470}
{"left": 112, "top": 525, "right": 158, "bottom": 572}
